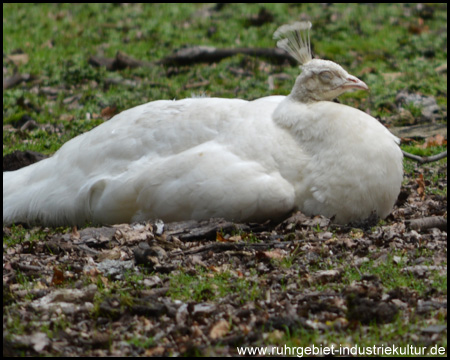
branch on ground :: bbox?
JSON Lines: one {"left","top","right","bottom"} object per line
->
{"left": 402, "top": 150, "right": 447, "bottom": 164}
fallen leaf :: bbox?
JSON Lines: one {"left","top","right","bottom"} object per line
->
{"left": 208, "top": 265, "right": 220, "bottom": 272}
{"left": 96, "top": 248, "right": 122, "bottom": 261}
{"left": 359, "top": 67, "right": 376, "bottom": 75}
{"left": 59, "top": 114, "right": 75, "bottom": 122}
{"left": 51, "top": 266, "right": 65, "bottom": 285}
{"left": 416, "top": 173, "right": 426, "bottom": 200}
{"left": 209, "top": 319, "right": 229, "bottom": 339}
{"left": 258, "top": 248, "right": 286, "bottom": 260}
{"left": 101, "top": 106, "right": 118, "bottom": 119}
{"left": 30, "top": 332, "right": 49, "bottom": 352}
{"left": 216, "top": 232, "right": 226, "bottom": 242}
{"left": 382, "top": 72, "right": 404, "bottom": 83}
{"left": 41, "top": 39, "right": 54, "bottom": 49}
{"left": 408, "top": 18, "right": 429, "bottom": 34}
{"left": 145, "top": 346, "right": 166, "bottom": 356}
{"left": 420, "top": 134, "right": 447, "bottom": 148}
{"left": 7, "top": 53, "right": 29, "bottom": 65}
{"left": 71, "top": 226, "right": 80, "bottom": 240}
{"left": 343, "top": 238, "right": 357, "bottom": 248}
{"left": 314, "top": 269, "right": 341, "bottom": 284}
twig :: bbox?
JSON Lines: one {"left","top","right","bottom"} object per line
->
{"left": 3, "top": 73, "right": 32, "bottom": 90}
{"left": 157, "top": 46, "right": 295, "bottom": 66}
{"left": 353, "top": 264, "right": 363, "bottom": 279}
{"left": 89, "top": 51, "right": 152, "bottom": 71}
{"left": 402, "top": 150, "right": 447, "bottom": 164}
{"left": 172, "top": 240, "right": 302, "bottom": 256}
{"left": 406, "top": 216, "right": 447, "bottom": 231}
{"left": 89, "top": 47, "right": 295, "bottom": 70}
{"left": 17, "top": 263, "right": 43, "bottom": 272}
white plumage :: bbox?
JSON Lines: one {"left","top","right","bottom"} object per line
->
{"left": 3, "top": 22, "right": 403, "bottom": 227}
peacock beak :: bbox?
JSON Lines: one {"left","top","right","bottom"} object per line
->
{"left": 343, "top": 75, "right": 369, "bottom": 91}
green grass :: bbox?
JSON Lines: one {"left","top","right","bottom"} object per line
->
{"left": 4, "top": 224, "right": 71, "bottom": 247}
{"left": 166, "top": 267, "right": 263, "bottom": 303}
{"left": 128, "top": 336, "right": 155, "bottom": 350}
{"left": 3, "top": 3, "right": 447, "bottom": 156}
{"left": 277, "top": 247, "right": 447, "bottom": 296}
{"left": 275, "top": 314, "right": 447, "bottom": 355}
{"left": 342, "top": 252, "right": 446, "bottom": 295}
{"left": 402, "top": 144, "right": 448, "bottom": 158}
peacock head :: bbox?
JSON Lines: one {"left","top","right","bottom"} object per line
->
{"left": 274, "top": 21, "right": 368, "bottom": 103}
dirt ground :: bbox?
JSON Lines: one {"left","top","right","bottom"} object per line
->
{"left": 3, "top": 160, "right": 447, "bottom": 356}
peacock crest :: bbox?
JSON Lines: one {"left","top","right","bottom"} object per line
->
{"left": 273, "top": 21, "right": 313, "bottom": 65}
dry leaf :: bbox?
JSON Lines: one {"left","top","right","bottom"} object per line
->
{"left": 267, "top": 329, "right": 284, "bottom": 342}
{"left": 71, "top": 226, "right": 80, "bottom": 240}
{"left": 258, "top": 248, "right": 286, "bottom": 260}
{"left": 208, "top": 265, "right": 220, "bottom": 272}
{"left": 51, "top": 266, "right": 65, "bottom": 285}
{"left": 41, "top": 39, "right": 54, "bottom": 49}
{"left": 96, "top": 248, "right": 121, "bottom": 261}
{"left": 85, "top": 267, "right": 109, "bottom": 286}
{"left": 343, "top": 238, "right": 357, "bottom": 248}
{"left": 416, "top": 173, "right": 426, "bottom": 199}
{"left": 408, "top": 18, "right": 429, "bottom": 34}
{"left": 59, "top": 114, "right": 75, "bottom": 122}
{"left": 101, "top": 106, "right": 118, "bottom": 119}
{"left": 7, "top": 53, "right": 29, "bottom": 65}
{"left": 209, "top": 319, "right": 229, "bottom": 339}
{"left": 420, "top": 134, "right": 447, "bottom": 148}
{"left": 314, "top": 269, "right": 341, "bottom": 284}
{"left": 216, "top": 232, "right": 226, "bottom": 242}
{"left": 30, "top": 332, "right": 50, "bottom": 352}
{"left": 144, "top": 346, "right": 166, "bottom": 356}
{"left": 359, "top": 67, "right": 376, "bottom": 75}
{"left": 382, "top": 72, "right": 404, "bottom": 83}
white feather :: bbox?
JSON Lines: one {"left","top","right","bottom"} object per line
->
{"left": 3, "top": 95, "right": 402, "bottom": 226}
{"left": 3, "top": 23, "right": 403, "bottom": 226}
{"left": 273, "top": 21, "right": 312, "bottom": 65}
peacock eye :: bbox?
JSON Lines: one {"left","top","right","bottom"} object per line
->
{"left": 319, "top": 71, "right": 333, "bottom": 82}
